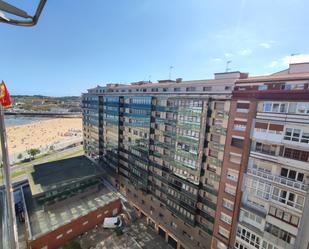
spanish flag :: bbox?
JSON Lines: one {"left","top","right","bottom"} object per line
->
{"left": 0, "top": 81, "right": 12, "bottom": 108}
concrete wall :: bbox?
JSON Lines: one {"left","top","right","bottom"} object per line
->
{"left": 29, "top": 199, "right": 121, "bottom": 249}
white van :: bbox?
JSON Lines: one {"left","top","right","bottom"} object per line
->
{"left": 103, "top": 216, "right": 122, "bottom": 228}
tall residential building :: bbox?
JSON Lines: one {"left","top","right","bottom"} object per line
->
{"left": 82, "top": 72, "right": 248, "bottom": 249}
{"left": 82, "top": 63, "right": 309, "bottom": 249}
{"left": 213, "top": 63, "right": 309, "bottom": 249}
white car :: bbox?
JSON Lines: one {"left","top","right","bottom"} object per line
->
{"left": 103, "top": 216, "right": 122, "bottom": 228}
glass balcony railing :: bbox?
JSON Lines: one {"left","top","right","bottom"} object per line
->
{"left": 210, "top": 126, "right": 227, "bottom": 136}
{"left": 209, "top": 141, "right": 225, "bottom": 151}
{"left": 247, "top": 168, "right": 308, "bottom": 192}
{"left": 207, "top": 156, "right": 223, "bottom": 167}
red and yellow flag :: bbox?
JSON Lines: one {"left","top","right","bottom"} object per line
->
{"left": 0, "top": 81, "right": 12, "bottom": 108}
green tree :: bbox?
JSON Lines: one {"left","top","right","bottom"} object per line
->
{"left": 63, "top": 240, "right": 82, "bottom": 249}
{"left": 27, "top": 148, "right": 40, "bottom": 160}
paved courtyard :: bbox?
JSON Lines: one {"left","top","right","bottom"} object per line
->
{"left": 79, "top": 220, "right": 173, "bottom": 249}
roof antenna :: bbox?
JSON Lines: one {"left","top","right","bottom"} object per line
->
{"left": 289, "top": 53, "right": 299, "bottom": 73}
{"left": 225, "top": 60, "right": 232, "bottom": 72}
{"left": 169, "top": 66, "right": 174, "bottom": 80}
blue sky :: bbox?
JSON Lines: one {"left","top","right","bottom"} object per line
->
{"left": 1, "top": 0, "right": 309, "bottom": 96}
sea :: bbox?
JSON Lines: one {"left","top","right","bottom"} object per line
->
{"left": 4, "top": 116, "right": 51, "bottom": 127}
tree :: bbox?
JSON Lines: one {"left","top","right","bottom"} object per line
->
{"left": 63, "top": 240, "right": 82, "bottom": 249}
{"left": 27, "top": 148, "right": 40, "bottom": 160}
{"left": 17, "top": 153, "right": 23, "bottom": 160}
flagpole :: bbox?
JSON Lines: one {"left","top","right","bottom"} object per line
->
{"left": 0, "top": 105, "right": 18, "bottom": 249}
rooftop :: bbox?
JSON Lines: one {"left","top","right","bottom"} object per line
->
{"left": 23, "top": 184, "right": 119, "bottom": 240}
{"left": 236, "top": 63, "right": 309, "bottom": 84}
{"left": 28, "top": 156, "right": 100, "bottom": 197}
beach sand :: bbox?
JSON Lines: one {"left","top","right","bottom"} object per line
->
{"left": 6, "top": 118, "right": 82, "bottom": 155}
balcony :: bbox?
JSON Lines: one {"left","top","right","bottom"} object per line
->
{"left": 210, "top": 126, "right": 227, "bottom": 136}
{"left": 263, "top": 230, "right": 294, "bottom": 249}
{"left": 270, "top": 194, "right": 304, "bottom": 211}
{"left": 209, "top": 141, "right": 225, "bottom": 151}
{"left": 207, "top": 156, "right": 223, "bottom": 167}
{"left": 247, "top": 168, "right": 308, "bottom": 192}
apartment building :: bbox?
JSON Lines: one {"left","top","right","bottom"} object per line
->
{"left": 82, "top": 62, "right": 309, "bottom": 249}
{"left": 213, "top": 63, "right": 309, "bottom": 249}
{"left": 82, "top": 72, "right": 248, "bottom": 249}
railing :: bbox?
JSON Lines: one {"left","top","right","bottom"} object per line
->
{"left": 210, "top": 126, "right": 227, "bottom": 135}
{"left": 209, "top": 141, "right": 225, "bottom": 151}
{"left": 247, "top": 168, "right": 308, "bottom": 192}
{"left": 271, "top": 194, "right": 303, "bottom": 211}
{"left": 207, "top": 156, "right": 223, "bottom": 167}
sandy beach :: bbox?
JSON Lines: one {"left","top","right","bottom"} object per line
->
{"left": 6, "top": 118, "right": 82, "bottom": 155}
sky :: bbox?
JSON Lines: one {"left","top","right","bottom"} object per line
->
{"left": 1, "top": 0, "right": 309, "bottom": 96}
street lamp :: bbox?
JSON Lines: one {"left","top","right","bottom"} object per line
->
{"left": 0, "top": 0, "right": 47, "bottom": 26}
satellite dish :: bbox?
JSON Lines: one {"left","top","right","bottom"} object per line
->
{"left": 0, "top": 0, "right": 47, "bottom": 26}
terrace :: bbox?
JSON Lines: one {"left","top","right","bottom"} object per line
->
{"left": 23, "top": 184, "right": 119, "bottom": 240}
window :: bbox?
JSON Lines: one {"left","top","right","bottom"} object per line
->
{"left": 247, "top": 179, "right": 271, "bottom": 200}
{"left": 272, "top": 187, "right": 304, "bottom": 210}
{"left": 264, "top": 102, "right": 272, "bottom": 112}
{"left": 258, "top": 85, "right": 268, "bottom": 90}
{"left": 280, "top": 167, "right": 304, "bottom": 182}
{"left": 236, "top": 226, "right": 261, "bottom": 248}
{"left": 254, "top": 142, "right": 277, "bottom": 156}
{"left": 229, "top": 153, "right": 242, "bottom": 164}
{"left": 225, "top": 183, "right": 236, "bottom": 196}
{"left": 203, "top": 86, "right": 212, "bottom": 91}
{"left": 220, "top": 212, "right": 232, "bottom": 224}
{"left": 219, "top": 226, "right": 230, "bottom": 239}
{"left": 56, "top": 234, "right": 63, "bottom": 240}
{"left": 265, "top": 223, "right": 295, "bottom": 244}
{"left": 261, "top": 241, "right": 280, "bottom": 249}
{"left": 231, "top": 136, "right": 244, "bottom": 148}
{"left": 186, "top": 87, "right": 196, "bottom": 91}
{"left": 283, "top": 148, "right": 309, "bottom": 162}
{"left": 223, "top": 198, "right": 234, "bottom": 210}
{"left": 234, "top": 120, "right": 247, "bottom": 131}
{"left": 296, "top": 102, "right": 309, "bottom": 114}
{"left": 174, "top": 87, "right": 181, "bottom": 92}
{"left": 236, "top": 102, "right": 250, "bottom": 112}
{"left": 263, "top": 102, "right": 287, "bottom": 113}
{"left": 242, "top": 210, "right": 262, "bottom": 224}
{"left": 282, "top": 84, "right": 304, "bottom": 90}
{"left": 227, "top": 169, "right": 239, "bottom": 182}
{"left": 215, "top": 101, "right": 225, "bottom": 110}
{"left": 284, "top": 128, "right": 301, "bottom": 142}
{"left": 225, "top": 86, "right": 232, "bottom": 90}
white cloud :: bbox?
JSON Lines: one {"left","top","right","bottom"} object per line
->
{"left": 224, "top": 53, "right": 233, "bottom": 58}
{"left": 210, "top": 58, "right": 223, "bottom": 63}
{"left": 259, "top": 43, "right": 271, "bottom": 49}
{"left": 268, "top": 54, "right": 309, "bottom": 68}
{"left": 268, "top": 60, "right": 279, "bottom": 68}
{"left": 281, "top": 54, "right": 309, "bottom": 66}
{"left": 238, "top": 49, "right": 252, "bottom": 56}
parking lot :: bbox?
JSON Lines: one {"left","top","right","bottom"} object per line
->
{"left": 79, "top": 219, "right": 173, "bottom": 249}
